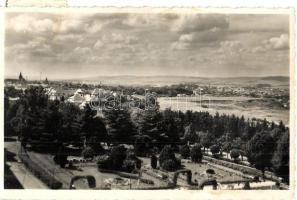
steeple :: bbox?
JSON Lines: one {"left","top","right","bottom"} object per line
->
{"left": 44, "top": 77, "right": 49, "bottom": 84}
{"left": 19, "top": 72, "right": 26, "bottom": 82}
{"left": 19, "top": 72, "right": 23, "bottom": 81}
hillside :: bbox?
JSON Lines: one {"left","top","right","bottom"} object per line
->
{"left": 68, "top": 76, "right": 289, "bottom": 87}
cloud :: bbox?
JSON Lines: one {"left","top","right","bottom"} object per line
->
{"left": 59, "top": 19, "right": 85, "bottom": 33}
{"left": 171, "top": 41, "right": 190, "bottom": 50}
{"left": 102, "top": 33, "right": 138, "bottom": 44}
{"left": 7, "top": 14, "right": 56, "bottom": 34}
{"left": 93, "top": 40, "right": 104, "bottom": 50}
{"left": 122, "top": 14, "right": 175, "bottom": 29}
{"left": 6, "top": 36, "right": 54, "bottom": 62}
{"left": 172, "top": 27, "right": 226, "bottom": 50}
{"left": 218, "top": 40, "right": 244, "bottom": 53}
{"left": 252, "top": 34, "right": 289, "bottom": 53}
{"left": 263, "top": 34, "right": 289, "bottom": 50}
{"left": 53, "top": 34, "right": 84, "bottom": 43}
{"left": 172, "top": 14, "right": 229, "bottom": 33}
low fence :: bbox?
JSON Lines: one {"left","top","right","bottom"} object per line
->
{"left": 18, "top": 146, "right": 63, "bottom": 189}
{"left": 98, "top": 168, "right": 155, "bottom": 185}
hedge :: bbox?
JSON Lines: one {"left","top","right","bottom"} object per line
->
{"left": 98, "top": 168, "right": 139, "bottom": 179}
{"left": 203, "top": 155, "right": 282, "bottom": 182}
{"left": 19, "top": 147, "right": 63, "bottom": 189}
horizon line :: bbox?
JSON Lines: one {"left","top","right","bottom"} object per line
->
{"left": 4, "top": 74, "right": 289, "bottom": 81}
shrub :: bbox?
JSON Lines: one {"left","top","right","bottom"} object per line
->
{"left": 210, "top": 145, "right": 220, "bottom": 158}
{"left": 108, "top": 145, "right": 127, "bottom": 170}
{"left": 125, "top": 149, "right": 142, "bottom": 169}
{"left": 230, "top": 149, "right": 240, "bottom": 162}
{"left": 123, "top": 159, "right": 136, "bottom": 172}
{"left": 82, "top": 146, "right": 95, "bottom": 159}
{"left": 190, "top": 144, "right": 203, "bottom": 163}
{"left": 180, "top": 145, "right": 190, "bottom": 159}
{"left": 159, "top": 145, "right": 176, "bottom": 163}
{"left": 161, "top": 159, "right": 180, "bottom": 172}
{"left": 53, "top": 154, "right": 68, "bottom": 168}
{"left": 97, "top": 145, "right": 127, "bottom": 171}
{"left": 151, "top": 155, "right": 157, "bottom": 169}
{"left": 159, "top": 145, "right": 181, "bottom": 171}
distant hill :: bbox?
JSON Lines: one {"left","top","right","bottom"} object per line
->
{"left": 68, "top": 75, "right": 289, "bottom": 87}
{"left": 260, "top": 76, "right": 289, "bottom": 82}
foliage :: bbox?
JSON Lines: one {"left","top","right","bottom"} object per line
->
{"left": 161, "top": 108, "right": 182, "bottom": 145}
{"left": 246, "top": 131, "right": 275, "bottom": 176}
{"left": 134, "top": 134, "right": 152, "bottom": 157}
{"left": 210, "top": 145, "right": 220, "bottom": 157}
{"left": 81, "top": 104, "right": 108, "bottom": 146}
{"left": 200, "top": 132, "right": 214, "bottom": 150}
{"left": 134, "top": 110, "right": 167, "bottom": 149}
{"left": 180, "top": 144, "right": 190, "bottom": 159}
{"left": 82, "top": 146, "right": 95, "bottom": 159}
{"left": 190, "top": 144, "right": 203, "bottom": 163}
{"left": 97, "top": 146, "right": 141, "bottom": 172}
{"left": 103, "top": 109, "right": 136, "bottom": 143}
{"left": 230, "top": 149, "right": 240, "bottom": 162}
{"left": 183, "top": 123, "right": 198, "bottom": 144}
{"left": 161, "top": 159, "right": 180, "bottom": 172}
{"left": 7, "top": 86, "right": 107, "bottom": 154}
{"left": 151, "top": 155, "right": 157, "bottom": 169}
{"left": 122, "top": 159, "right": 136, "bottom": 172}
{"left": 159, "top": 145, "right": 181, "bottom": 171}
{"left": 272, "top": 130, "right": 289, "bottom": 183}
{"left": 107, "top": 145, "right": 127, "bottom": 170}
{"left": 4, "top": 85, "right": 290, "bottom": 180}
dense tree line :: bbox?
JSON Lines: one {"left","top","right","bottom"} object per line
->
{"left": 5, "top": 86, "right": 108, "bottom": 155}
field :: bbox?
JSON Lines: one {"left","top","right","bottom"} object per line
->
{"left": 158, "top": 96, "right": 289, "bottom": 125}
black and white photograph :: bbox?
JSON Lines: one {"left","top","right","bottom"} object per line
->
{"left": 3, "top": 8, "right": 293, "bottom": 190}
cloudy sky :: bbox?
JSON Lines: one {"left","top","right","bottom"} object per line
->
{"left": 5, "top": 12, "right": 290, "bottom": 79}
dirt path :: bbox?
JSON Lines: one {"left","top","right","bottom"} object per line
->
{"left": 4, "top": 140, "right": 48, "bottom": 189}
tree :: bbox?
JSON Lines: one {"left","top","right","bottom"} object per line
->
{"left": 134, "top": 134, "right": 152, "bottom": 157}
{"left": 232, "top": 137, "right": 246, "bottom": 161}
{"left": 210, "top": 145, "right": 220, "bottom": 158}
{"left": 221, "top": 141, "right": 232, "bottom": 158}
{"left": 123, "top": 149, "right": 142, "bottom": 172}
{"left": 151, "top": 154, "right": 157, "bottom": 169}
{"left": 162, "top": 108, "right": 181, "bottom": 145}
{"left": 183, "top": 123, "right": 198, "bottom": 144}
{"left": 180, "top": 144, "right": 190, "bottom": 159}
{"left": 200, "top": 132, "right": 213, "bottom": 153}
{"left": 230, "top": 149, "right": 240, "bottom": 162}
{"left": 59, "top": 102, "right": 83, "bottom": 147}
{"left": 190, "top": 144, "right": 203, "bottom": 163}
{"left": 81, "top": 104, "right": 108, "bottom": 153}
{"left": 82, "top": 146, "right": 95, "bottom": 159}
{"left": 159, "top": 145, "right": 181, "bottom": 171}
{"left": 136, "top": 109, "right": 166, "bottom": 148}
{"left": 246, "top": 131, "right": 275, "bottom": 177}
{"left": 108, "top": 145, "right": 127, "bottom": 170}
{"left": 103, "top": 109, "right": 136, "bottom": 144}
{"left": 54, "top": 145, "right": 68, "bottom": 168}
{"left": 272, "top": 130, "right": 289, "bottom": 183}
